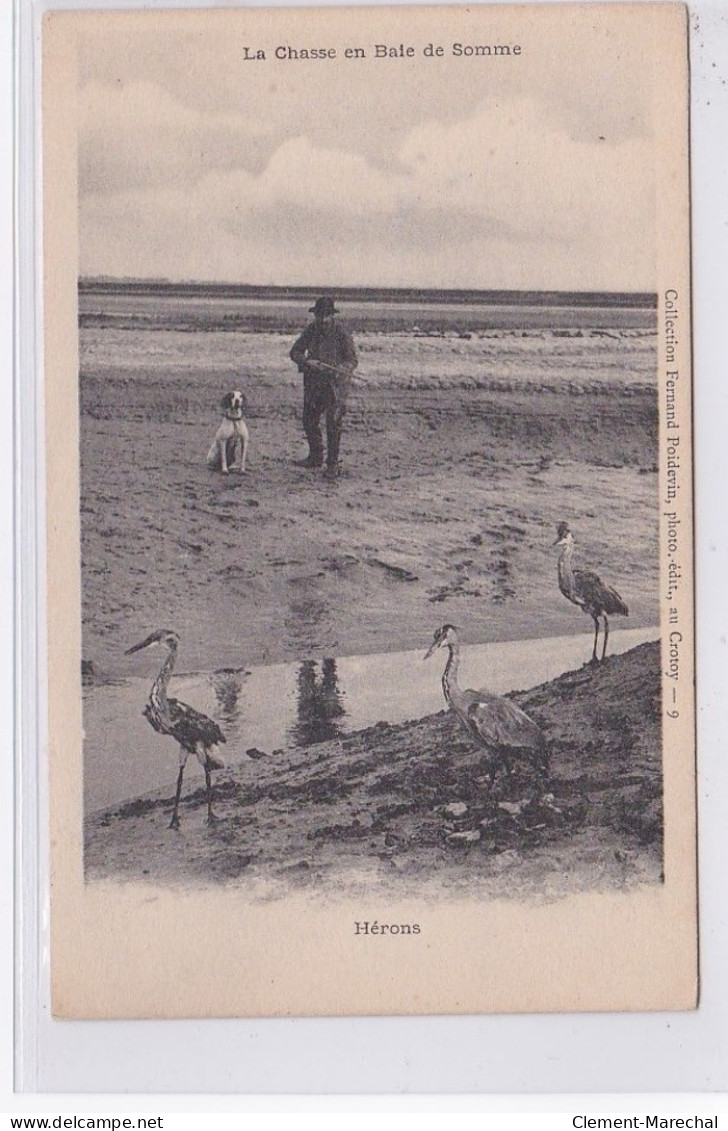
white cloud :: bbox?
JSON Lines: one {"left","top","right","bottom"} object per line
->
{"left": 79, "top": 81, "right": 272, "bottom": 193}
{"left": 80, "top": 96, "right": 655, "bottom": 290}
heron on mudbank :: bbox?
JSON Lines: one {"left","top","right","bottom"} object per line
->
{"left": 554, "top": 522, "right": 629, "bottom": 663}
{"left": 424, "top": 624, "right": 548, "bottom": 793}
{"left": 125, "top": 629, "right": 226, "bottom": 829}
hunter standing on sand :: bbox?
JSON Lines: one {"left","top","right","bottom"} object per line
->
{"left": 289, "top": 296, "right": 358, "bottom": 480}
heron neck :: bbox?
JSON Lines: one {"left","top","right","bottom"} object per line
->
{"left": 558, "top": 543, "right": 575, "bottom": 591}
{"left": 151, "top": 644, "right": 177, "bottom": 707}
{"left": 442, "top": 643, "right": 461, "bottom": 707}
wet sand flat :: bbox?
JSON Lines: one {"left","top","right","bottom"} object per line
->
{"left": 80, "top": 322, "right": 658, "bottom": 674}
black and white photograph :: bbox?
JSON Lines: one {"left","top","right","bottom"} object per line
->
{"left": 43, "top": 2, "right": 696, "bottom": 1019}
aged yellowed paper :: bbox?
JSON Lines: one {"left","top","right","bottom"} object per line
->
{"left": 44, "top": 2, "right": 696, "bottom": 1018}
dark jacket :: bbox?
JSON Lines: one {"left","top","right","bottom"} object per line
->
{"left": 290, "top": 321, "right": 358, "bottom": 377}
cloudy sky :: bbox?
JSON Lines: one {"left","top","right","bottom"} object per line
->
{"left": 76, "top": 6, "right": 658, "bottom": 291}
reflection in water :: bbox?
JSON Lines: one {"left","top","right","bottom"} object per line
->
{"left": 289, "top": 659, "right": 346, "bottom": 746}
{"left": 210, "top": 669, "right": 248, "bottom": 721}
{"left": 84, "top": 626, "right": 659, "bottom": 813}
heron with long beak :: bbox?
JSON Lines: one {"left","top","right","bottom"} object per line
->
{"left": 424, "top": 624, "right": 548, "bottom": 793}
{"left": 125, "top": 630, "right": 226, "bottom": 829}
{"left": 554, "top": 522, "right": 629, "bottom": 663}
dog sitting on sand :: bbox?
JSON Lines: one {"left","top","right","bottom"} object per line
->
{"left": 206, "top": 391, "right": 249, "bottom": 474}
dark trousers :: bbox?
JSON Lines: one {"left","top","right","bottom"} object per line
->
{"left": 302, "top": 371, "right": 350, "bottom": 467}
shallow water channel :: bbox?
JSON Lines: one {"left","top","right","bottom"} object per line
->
{"left": 84, "top": 626, "right": 659, "bottom": 813}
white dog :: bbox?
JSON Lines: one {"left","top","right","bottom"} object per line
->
{"left": 206, "top": 391, "right": 249, "bottom": 474}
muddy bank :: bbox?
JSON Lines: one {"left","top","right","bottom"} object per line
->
{"left": 85, "top": 641, "right": 663, "bottom": 900}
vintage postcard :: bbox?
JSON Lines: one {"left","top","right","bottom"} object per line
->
{"left": 44, "top": 2, "right": 696, "bottom": 1018}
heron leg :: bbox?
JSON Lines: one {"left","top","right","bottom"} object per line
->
{"left": 601, "top": 614, "right": 610, "bottom": 661}
{"left": 591, "top": 615, "right": 600, "bottom": 663}
{"left": 170, "top": 765, "right": 184, "bottom": 830}
{"left": 205, "top": 764, "right": 217, "bottom": 825}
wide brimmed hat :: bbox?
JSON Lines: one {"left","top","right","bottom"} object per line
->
{"left": 309, "top": 296, "right": 339, "bottom": 316}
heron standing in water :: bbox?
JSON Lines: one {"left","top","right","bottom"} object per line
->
{"left": 424, "top": 624, "right": 548, "bottom": 792}
{"left": 554, "top": 522, "right": 629, "bottom": 663}
{"left": 125, "top": 630, "right": 226, "bottom": 829}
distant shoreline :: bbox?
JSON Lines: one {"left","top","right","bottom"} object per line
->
{"left": 78, "top": 278, "right": 657, "bottom": 309}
